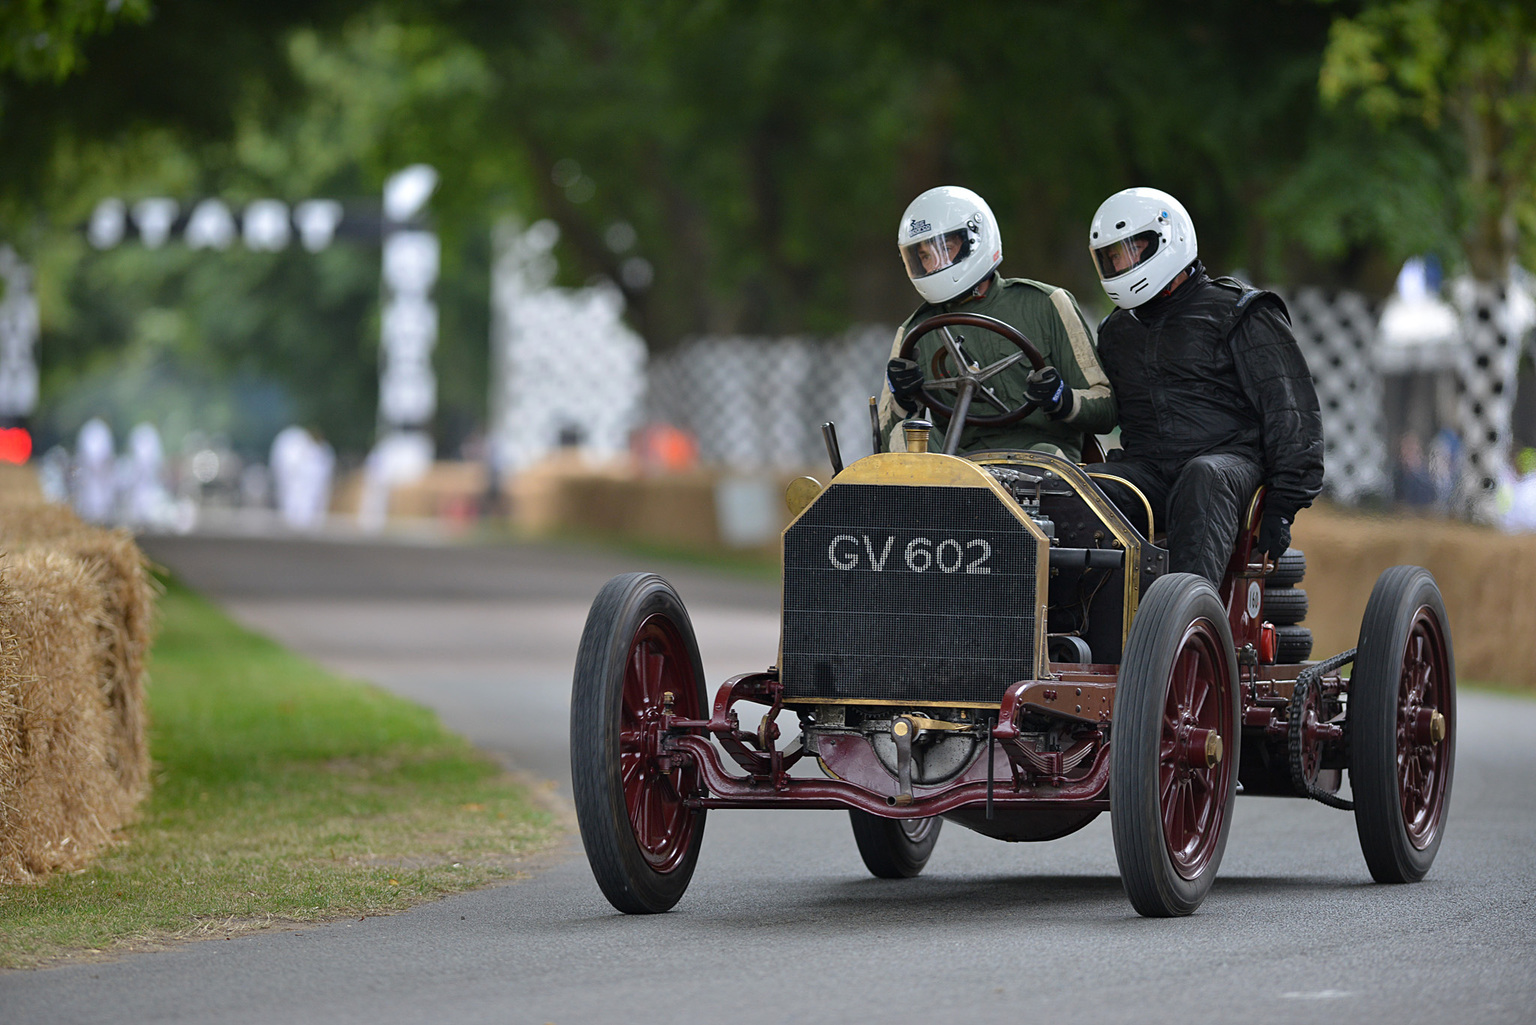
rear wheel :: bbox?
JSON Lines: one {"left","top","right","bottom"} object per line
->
{"left": 1111, "top": 573, "right": 1240, "bottom": 917}
{"left": 849, "top": 812, "right": 941, "bottom": 878}
{"left": 1351, "top": 565, "right": 1455, "bottom": 884}
{"left": 571, "top": 573, "right": 708, "bottom": 913}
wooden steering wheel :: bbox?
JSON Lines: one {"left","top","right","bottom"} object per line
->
{"left": 897, "top": 312, "right": 1048, "bottom": 428}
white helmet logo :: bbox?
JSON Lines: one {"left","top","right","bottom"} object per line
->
{"left": 908, "top": 218, "right": 931, "bottom": 237}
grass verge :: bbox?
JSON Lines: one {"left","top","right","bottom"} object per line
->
{"left": 0, "top": 575, "right": 560, "bottom": 970}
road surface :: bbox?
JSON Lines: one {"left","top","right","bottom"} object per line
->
{"left": 3, "top": 532, "right": 1532, "bottom": 1024}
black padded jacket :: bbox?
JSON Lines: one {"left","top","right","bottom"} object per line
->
{"left": 1095, "top": 264, "right": 1324, "bottom": 520}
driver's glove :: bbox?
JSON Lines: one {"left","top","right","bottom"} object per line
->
{"left": 1024, "top": 366, "right": 1074, "bottom": 420}
{"left": 887, "top": 358, "right": 926, "bottom": 414}
{"left": 1256, "top": 510, "right": 1291, "bottom": 560}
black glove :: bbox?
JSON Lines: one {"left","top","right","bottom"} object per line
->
{"left": 1256, "top": 510, "right": 1291, "bottom": 560}
{"left": 887, "top": 358, "right": 925, "bottom": 414}
{"left": 1024, "top": 365, "right": 1074, "bottom": 419}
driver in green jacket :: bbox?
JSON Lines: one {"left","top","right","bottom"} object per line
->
{"left": 877, "top": 186, "right": 1116, "bottom": 459}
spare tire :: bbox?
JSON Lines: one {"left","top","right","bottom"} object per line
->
{"left": 1263, "top": 587, "right": 1309, "bottom": 626}
{"left": 1269, "top": 547, "right": 1306, "bottom": 587}
{"left": 1274, "top": 624, "right": 1313, "bottom": 663}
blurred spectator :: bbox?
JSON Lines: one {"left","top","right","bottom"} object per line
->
{"left": 631, "top": 422, "right": 700, "bottom": 474}
{"left": 37, "top": 444, "right": 70, "bottom": 504}
{"left": 1500, "top": 447, "right": 1536, "bottom": 533}
{"left": 270, "top": 425, "right": 334, "bottom": 530}
{"left": 73, "top": 417, "right": 116, "bottom": 523}
{"left": 122, "top": 422, "right": 174, "bottom": 528}
{"left": 1427, "top": 428, "right": 1462, "bottom": 513}
{"left": 240, "top": 461, "right": 272, "bottom": 509}
{"left": 1396, "top": 433, "right": 1436, "bottom": 508}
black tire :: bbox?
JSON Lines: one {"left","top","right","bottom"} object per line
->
{"left": 1111, "top": 573, "right": 1240, "bottom": 917}
{"left": 1270, "top": 547, "right": 1306, "bottom": 587}
{"left": 1274, "top": 625, "right": 1313, "bottom": 664}
{"left": 848, "top": 812, "right": 941, "bottom": 878}
{"left": 1351, "top": 565, "right": 1455, "bottom": 884}
{"left": 1262, "top": 586, "right": 1309, "bottom": 626}
{"left": 571, "top": 573, "right": 709, "bottom": 913}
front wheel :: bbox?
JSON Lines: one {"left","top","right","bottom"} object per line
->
{"left": 1351, "top": 565, "right": 1455, "bottom": 884}
{"left": 848, "top": 812, "right": 941, "bottom": 878}
{"left": 571, "top": 573, "right": 708, "bottom": 913}
{"left": 1111, "top": 573, "right": 1240, "bottom": 917}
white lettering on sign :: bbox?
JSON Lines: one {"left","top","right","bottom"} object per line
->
{"left": 862, "top": 534, "right": 894, "bottom": 571}
{"left": 965, "top": 539, "right": 992, "bottom": 574}
{"left": 904, "top": 537, "right": 932, "bottom": 572}
{"left": 936, "top": 538, "right": 963, "bottom": 573}
{"left": 829, "top": 534, "right": 859, "bottom": 570}
{"left": 827, "top": 534, "right": 995, "bottom": 574}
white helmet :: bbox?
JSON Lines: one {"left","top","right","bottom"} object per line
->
{"left": 1089, "top": 187, "right": 1197, "bottom": 309}
{"left": 897, "top": 186, "right": 1002, "bottom": 304}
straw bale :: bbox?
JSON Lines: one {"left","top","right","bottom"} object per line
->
{"left": 0, "top": 548, "right": 136, "bottom": 881}
{"left": 0, "top": 463, "right": 42, "bottom": 503}
{"left": 0, "top": 497, "right": 154, "bottom": 796}
{"left": 1294, "top": 505, "right": 1536, "bottom": 690}
{"left": 0, "top": 475, "right": 155, "bottom": 883}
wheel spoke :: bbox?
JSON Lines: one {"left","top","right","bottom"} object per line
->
{"left": 974, "top": 350, "right": 1028, "bottom": 381}
{"left": 1163, "top": 782, "right": 1182, "bottom": 841}
{"left": 1184, "top": 784, "right": 1202, "bottom": 843}
{"left": 621, "top": 751, "right": 643, "bottom": 785}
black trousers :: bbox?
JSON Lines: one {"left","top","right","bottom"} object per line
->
{"left": 1094, "top": 452, "right": 1264, "bottom": 585}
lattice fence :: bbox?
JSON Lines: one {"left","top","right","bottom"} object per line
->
{"left": 647, "top": 326, "right": 894, "bottom": 471}
{"left": 1274, "top": 287, "right": 1392, "bottom": 505}
{"left": 1448, "top": 277, "right": 1534, "bottom": 519}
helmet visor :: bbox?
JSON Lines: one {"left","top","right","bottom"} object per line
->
{"left": 1092, "top": 229, "right": 1162, "bottom": 279}
{"left": 900, "top": 228, "right": 973, "bottom": 280}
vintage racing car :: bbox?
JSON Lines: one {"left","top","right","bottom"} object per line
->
{"left": 570, "top": 312, "right": 1456, "bottom": 917}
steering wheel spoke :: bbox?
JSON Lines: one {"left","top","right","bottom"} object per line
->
{"left": 972, "top": 382, "right": 1012, "bottom": 413}
{"left": 975, "top": 350, "right": 1029, "bottom": 381}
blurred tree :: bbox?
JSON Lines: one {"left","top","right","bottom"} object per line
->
{"left": 10, "top": 0, "right": 1508, "bottom": 459}
{"left": 0, "top": 0, "right": 148, "bottom": 83}
{"left": 1321, "top": 0, "right": 1536, "bottom": 277}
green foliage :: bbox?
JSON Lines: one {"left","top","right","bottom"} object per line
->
{"left": 1321, "top": 0, "right": 1536, "bottom": 275}
{"left": 0, "top": 0, "right": 148, "bottom": 83}
{"left": 7, "top": 0, "right": 1523, "bottom": 459}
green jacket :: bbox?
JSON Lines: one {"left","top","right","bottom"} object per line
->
{"left": 877, "top": 275, "right": 1117, "bottom": 460}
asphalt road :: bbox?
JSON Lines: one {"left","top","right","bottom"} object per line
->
{"left": 4, "top": 532, "right": 1534, "bottom": 1024}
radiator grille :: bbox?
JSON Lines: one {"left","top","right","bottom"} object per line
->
{"left": 781, "top": 484, "right": 1039, "bottom": 705}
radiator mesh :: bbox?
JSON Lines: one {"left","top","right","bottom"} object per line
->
{"left": 781, "top": 484, "right": 1039, "bottom": 704}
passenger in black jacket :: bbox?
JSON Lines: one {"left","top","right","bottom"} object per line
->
{"left": 1087, "top": 187, "right": 1323, "bottom": 584}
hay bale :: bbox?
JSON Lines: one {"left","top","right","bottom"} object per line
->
{"left": 0, "top": 475, "right": 155, "bottom": 883}
{"left": 0, "top": 549, "right": 137, "bottom": 880}
{"left": 1293, "top": 505, "right": 1536, "bottom": 690}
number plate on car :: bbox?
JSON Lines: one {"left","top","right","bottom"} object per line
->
{"left": 781, "top": 483, "right": 1041, "bottom": 705}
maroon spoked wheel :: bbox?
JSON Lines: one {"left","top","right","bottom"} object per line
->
{"left": 572, "top": 573, "right": 709, "bottom": 913}
{"left": 1352, "top": 566, "right": 1455, "bottom": 884}
{"left": 1158, "top": 619, "right": 1235, "bottom": 879}
{"left": 619, "top": 614, "right": 703, "bottom": 873}
{"left": 1112, "top": 573, "right": 1240, "bottom": 917}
